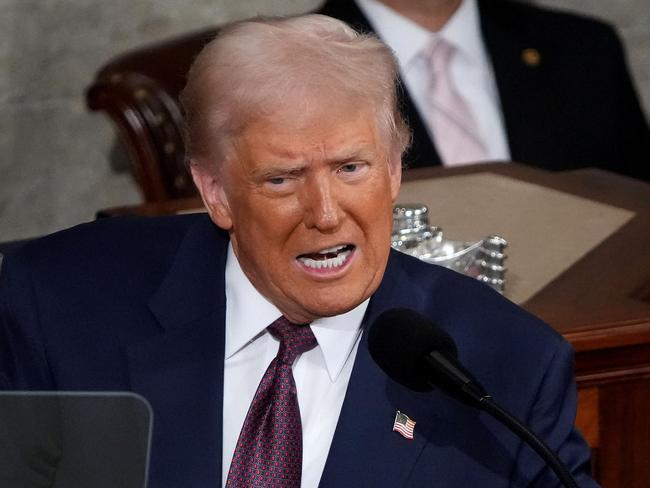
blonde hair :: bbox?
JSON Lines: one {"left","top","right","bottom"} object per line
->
{"left": 180, "top": 14, "right": 410, "bottom": 169}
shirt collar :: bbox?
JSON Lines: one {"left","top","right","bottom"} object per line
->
{"left": 356, "top": 0, "right": 485, "bottom": 67}
{"left": 224, "top": 243, "right": 368, "bottom": 382}
{"left": 438, "top": 0, "right": 485, "bottom": 65}
{"left": 356, "top": 0, "right": 431, "bottom": 71}
{"left": 310, "top": 299, "right": 368, "bottom": 382}
{"left": 225, "top": 243, "right": 283, "bottom": 359}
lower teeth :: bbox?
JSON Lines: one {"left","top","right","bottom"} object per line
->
{"left": 301, "top": 250, "right": 350, "bottom": 269}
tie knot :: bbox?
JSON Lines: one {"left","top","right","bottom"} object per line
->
{"left": 428, "top": 37, "right": 455, "bottom": 74}
{"left": 268, "top": 316, "right": 317, "bottom": 365}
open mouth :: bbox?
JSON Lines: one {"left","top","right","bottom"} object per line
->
{"left": 297, "top": 244, "right": 356, "bottom": 270}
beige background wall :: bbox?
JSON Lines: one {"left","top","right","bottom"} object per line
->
{"left": 1, "top": 0, "right": 648, "bottom": 242}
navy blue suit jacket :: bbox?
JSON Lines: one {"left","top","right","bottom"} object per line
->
{"left": 318, "top": 0, "right": 650, "bottom": 180}
{"left": 1, "top": 215, "right": 598, "bottom": 487}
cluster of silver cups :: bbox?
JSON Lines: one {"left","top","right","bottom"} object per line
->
{"left": 392, "top": 204, "right": 507, "bottom": 293}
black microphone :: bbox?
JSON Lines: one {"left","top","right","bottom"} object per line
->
{"left": 368, "top": 308, "right": 579, "bottom": 488}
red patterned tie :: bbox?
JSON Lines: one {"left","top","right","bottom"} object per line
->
{"left": 226, "top": 317, "right": 317, "bottom": 487}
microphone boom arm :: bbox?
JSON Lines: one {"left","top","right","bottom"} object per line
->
{"left": 424, "top": 352, "right": 579, "bottom": 488}
{"left": 480, "top": 398, "right": 579, "bottom": 488}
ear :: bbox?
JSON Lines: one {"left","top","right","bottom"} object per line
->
{"left": 388, "top": 153, "right": 402, "bottom": 203}
{"left": 190, "top": 161, "right": 233, "bottom": 230}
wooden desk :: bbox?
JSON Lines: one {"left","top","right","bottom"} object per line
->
{"left": 100, "top": 163, "right": 650, "bottom": 487}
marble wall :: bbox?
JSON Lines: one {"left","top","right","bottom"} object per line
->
{"left": 1, "top": 0, "right": 648, "bottom": 242}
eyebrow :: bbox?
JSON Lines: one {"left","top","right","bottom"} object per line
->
{"left": 331, "top": 143, "right": 381, "bottom": 164}
{"left": 250, "top": 141, "right": 379, "bottom": 179}
{"left": 251, "top": 164, "right": 306, "bottom": 180}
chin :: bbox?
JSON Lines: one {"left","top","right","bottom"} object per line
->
{"left": 304, "top": 293, "right": 368, "bottom": 319}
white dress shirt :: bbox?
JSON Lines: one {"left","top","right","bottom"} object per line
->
{"left": 356, "top": 0, "right": 511, "bottom": 163}
{"left": 222, "top": 243, "right": 368, "bottom": 488}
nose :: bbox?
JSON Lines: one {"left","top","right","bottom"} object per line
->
{"left": 302, "top": 175, "right": 342, "bottom": 232}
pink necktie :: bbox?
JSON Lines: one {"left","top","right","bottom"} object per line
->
{"left": 428, "top": 38, "right": 488, "bottom": 165}
{"left": 226, "top": 317, "right": 317, "bottom": 487}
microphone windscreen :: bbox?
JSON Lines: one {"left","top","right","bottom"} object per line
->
{"left": 368, "top": 308, "right": 458, "bottom": 392}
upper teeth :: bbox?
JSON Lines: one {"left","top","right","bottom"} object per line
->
{"left": 318, "top": 244, "right": 347, "bottom": 254}
{"left": 299, "top": 246, "right": 352, "bottom": 270}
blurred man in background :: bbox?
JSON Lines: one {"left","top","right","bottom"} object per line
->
{"left": 319, "top": 0, "right": 650, "bottom": 180}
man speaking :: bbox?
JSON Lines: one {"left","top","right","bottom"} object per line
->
{"left": 1, "top": 15, "right": 597, "bottom": 487}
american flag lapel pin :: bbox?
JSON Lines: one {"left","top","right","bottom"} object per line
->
{"left": 393, "top": 410, "right": 416, "bottom": 440}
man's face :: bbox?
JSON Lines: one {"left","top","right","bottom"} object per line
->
{"left": 192, "top": 103, "right": 401, "bottom": 323}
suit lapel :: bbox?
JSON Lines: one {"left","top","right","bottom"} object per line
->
{"left": 478, "top": 0, "right": 557, "bottom": 166}
{"left": 319, "top": 252, "right": 443, "bottom": 487}
{"left": 316, "top": 0, "right": 442, "bottom": 169}
{"left": 127, "top": 217, "right": 229, "bottom": 487}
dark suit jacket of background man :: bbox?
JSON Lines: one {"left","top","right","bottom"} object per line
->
{"left": 318, "top": 0, "right": 650, "bottom": 181}
{"left": 1, "top": 214, "right": 598, "bottom": 487}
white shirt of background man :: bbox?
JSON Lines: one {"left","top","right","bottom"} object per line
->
{"left": 356, "top": 0, "right": 511, "bottom": 163}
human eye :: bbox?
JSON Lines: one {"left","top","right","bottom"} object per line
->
{"left": 262, "top": 172, "right": 297, "bottom": 194}
{"left": 267, "top": 176, "right": 286, "bottom": 185}
{"left": 339, "top": 163, "right": 360, "bottom": 173}
{"left": 337, "top": 161, "right": 368, "bottom": 178}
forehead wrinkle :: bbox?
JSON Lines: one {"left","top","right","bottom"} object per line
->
{"left": 233, "top": 108, "right": 386, "bottom": 179}
{"left": 325, "top": 141, "right": 379, "bottom": 163}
